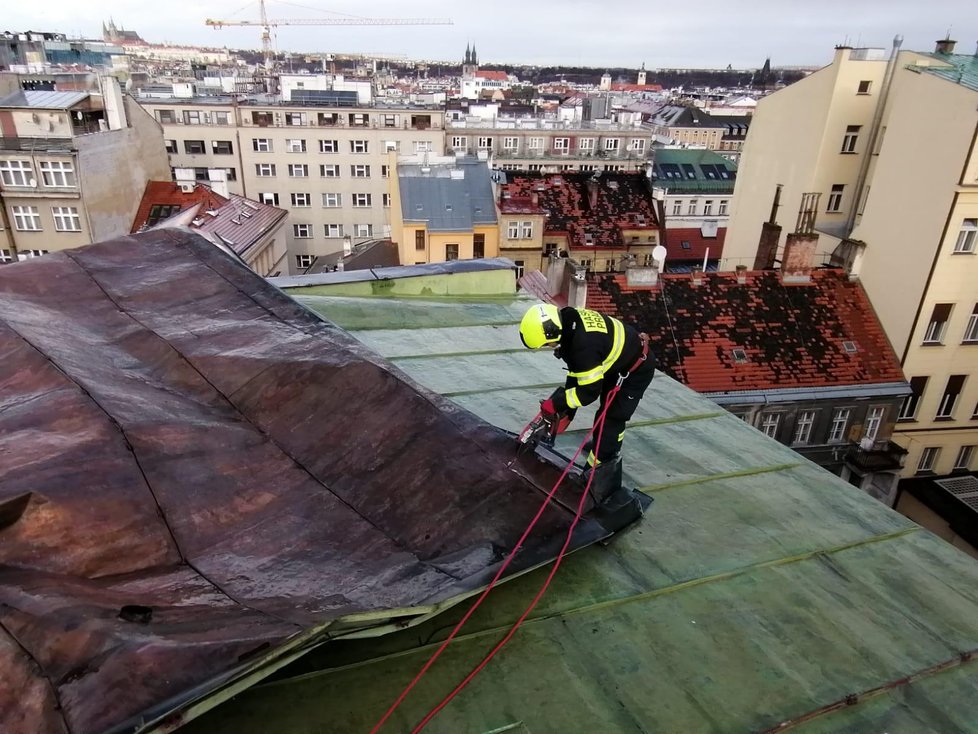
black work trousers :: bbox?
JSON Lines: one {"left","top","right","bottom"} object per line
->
{"left": 590, "top": 358, "right": 656, "bottom": 465}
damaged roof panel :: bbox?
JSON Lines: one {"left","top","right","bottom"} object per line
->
{"left": 0, "top": 230, "right": 616, "bottom": 734}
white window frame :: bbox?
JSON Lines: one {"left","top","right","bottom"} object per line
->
{"left": 354, "top": 223, "right": 373, "bottom": 238}
{"left": 319, "top": 139, "right": 338, "bottom": 153}
{"left": 760, "top": 413, "right": 780, "bottom": 438}
{"left": 17, "top": 249, "right": 48, "bottom": 260}
{"left": 39, "top": 161, "right": 76, "bottom": 187}
{"left": 864, "top": 406, "right": 885, "bottom": 441}
{"left": 292, "top": 223, "right": 312, "bottom": 239}
{"left": 671, "top": 200, "right": 683, "bottom": 216}
{"left": 507, "top": 221, "right": 520, "bottom": 239}
{"left": 829, "top": 409, "right": 850, "bottom": 443}
{"left": 924, "top": 306, "right": 951, "bottom": 344}
{"left": 52, "top": 206, "right": 81, "bottom": 232}
{"left": 322, "top": 193, "right": 342, "bottom": 208}
{"left": 295, "top": 254, "right": 313, "bottom": 269}
{"left": 964, "top": 305, "right": 978, "bottom": 342}
{"left": 288, "top": 164, "right": 309, "bottom": 178}
{"left": 352, "top": 193, "right": 372, "bottom": 207}
{"left": 258, "top": 192, "right": 278, "bottom": 206}
{"left": 841, "top": 125, "right": 860, "bottom": 153}
{"left": 351, "top": 164, "right": 371, "bottom": 178}
{"left": 502, "top": 136, "right": 519, "bottom": 151}
{"left": 553, "top": 137, "right": 570, "bottom": 152}
{"left": 285, "top": 139, "right": 307, "bottom": 153}
{"left": 324, "top": 224, "right": 343, "bottom": 238}
{"left": 414, "top": 141, "right": 433, "bottom": 153}
{"left": 383, "top": 193, "right": 391, "bottom": 208}
{"left": 686, "top": 200, "right": 697, "bottom": 216}
{"left": 214, "top": 111, "right": 230, "bottom": 125}
{"left": 256, "top": 163, "right": 276, "bottom": 177}
{"left": 954, "top": 445, "right": 975, "bottom": 471}
{"left": 477, "top": 136, "right": 493, "bottom": 150}
{"left": 793, "top": 411, "right": 816, "bottom": 445}
{"left": 528, "top": 137, "right": 544, "bottom": 150}
{"left": 579, "top": 138, "right": 595, "bottom": 151}
{"left": 451, "top": 136, "right": 467, "bottom": 149}
{"left": 827, "top": 185, "right": 844, "bottom": 213}
{"left": 351, "top": 140, "right": 369, "bottom": 154}
{"left": 291, "top": 193, "right": 311, "bottom": 207}
{"left": 917, "top": 447, "right": 939, "bottom": 473}
{"left": 703, "top": 200, "right": 714, "bottom": 216}
{"left": 12, "top": 205, "right": 41, "bottom": 231}
{"left": 718, "top": 199, "right": 729, "bottom": 216}
{"left": 381, "top": 165, "right": 390, "bottom": 178}
{"left": 954, "top": 219, "right": 977, "bottom": 254}
{"left": 603, "top": 137, "right": 620, "bottom": 151}
{"left": 320, "top": 164, "right": 340, "bottom": 178}
{"left": 253, "top": 138, "right": 272, "bottom": 152}
{"left": 520, "top": 221, "right": 533, "bottom": 239}
{"left": 0, "top": 160, "right": 33, "bottom": 187}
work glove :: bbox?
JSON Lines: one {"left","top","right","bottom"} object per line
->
{"left": 540, "top": 397, "right": 572, "bottom": 436}
{"left": 540, "top": 397, "right": 558, "bottom": 419}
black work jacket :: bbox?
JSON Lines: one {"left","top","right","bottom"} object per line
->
{"left": 551, "top": 307, "right": 644, "bottom": 413}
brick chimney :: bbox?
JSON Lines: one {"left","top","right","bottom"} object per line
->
{"left": 735, "top": 264, "right": 748, "bottom": 284}
{"left": 935, "top": 37, "right": 957, "bottom": 54}
{"left": 781, "top": 233, "right": 818, "bottom": 283}
{"left": 754, "top": 184, "right": 782, "bottom": 270}
{"left": 690, "top": 265, "right": 704, "bottom": 286}
{"left": 567, "top": 263, "right": 588, "bottom": 307}
{"left": 585, "top": 178, "right": 599, "bottom": 209}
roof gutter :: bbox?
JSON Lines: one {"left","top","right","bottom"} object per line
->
{"left": 705, "top": 380, "right": 911, "bottom": 406}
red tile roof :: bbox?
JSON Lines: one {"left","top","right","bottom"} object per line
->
{"left": 587, "top": 269, "right": 905, "bottom": 393}
{"left": 499, "top": 172, "right": 659, "bottom": 250}
{"left": 665, "top": 227, "right": 726, "bottom": 262}
{"left": 611, "top": 83, "right": 664, "bottom": 92}
{"left": 476, "top": 71, "right": 509, "bottom": 81}
{"left": 132, "top": 182, "right": 287, "bottom": 258}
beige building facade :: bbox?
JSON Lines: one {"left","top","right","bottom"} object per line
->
{"left": 0, "top": 81, "right": 170, "bottom": 262}
{"left": 723, "top": 40, "right": 978, "bottom": 480}
{"left": 137, "top": 98, "right": 446, "bottom": 273}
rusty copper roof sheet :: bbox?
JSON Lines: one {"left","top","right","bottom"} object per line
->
{"left": 0, "top": 229, "right": 611, "bottom": 734}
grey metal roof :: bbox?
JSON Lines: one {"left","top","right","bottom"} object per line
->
{"left": 399, "top": 160, "right": 497, "bottom": 232}
{"left": 269, "top": 257, "right": 515, "bottom": 289}
{"left": 0, "top": 90, "right": 90, "bottom": 109}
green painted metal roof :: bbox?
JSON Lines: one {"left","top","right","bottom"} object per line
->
{"left": 182, "top": 291, "right": 978, "bottom": 734}
{"left": 914, "top": 53, "right": 978, "bottom": 93}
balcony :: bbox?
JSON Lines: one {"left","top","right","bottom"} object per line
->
{"left": 845, "top": 439, "right": 908, "bottom": 473}
{"left": 492, "top": 148, "right": 651, "bottom": 162}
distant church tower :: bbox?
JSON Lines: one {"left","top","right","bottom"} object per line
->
{"left": 462, "top": 44, "right": 479, "bottom": 78}
{"left": 599, "top": 71, "right": 612, "bottom": 91}
{"left": 637, "top": 62, "right": 647, "bottom": 86}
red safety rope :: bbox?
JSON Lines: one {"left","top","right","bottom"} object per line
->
{"left": 369, "top": 384, "right": 623, "bottom": 734}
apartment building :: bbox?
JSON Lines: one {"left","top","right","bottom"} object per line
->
{"left": 723, "top": 39, "right": 978, "bottom": 484}
{"left": 391, "top": 156, "right": 499, "bottom": 266}
{"left": 137, "top": 96, "right": 446, "bottom": 273}
{"left": 646, "top": 105, "right": 727, "bottom": 149}
{"left": 447, "top": 118, "right": 653, "bottom": 173}
{"left": 0, "top": 79, "right": 170, "bottom": 263}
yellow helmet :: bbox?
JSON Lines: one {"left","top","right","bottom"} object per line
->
{"left": 519, "top": 303, "right": 562, "bottom": 349}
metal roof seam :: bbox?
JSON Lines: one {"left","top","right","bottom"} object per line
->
{"left": 639, "top": 462, "right": 803, "bottom": 494}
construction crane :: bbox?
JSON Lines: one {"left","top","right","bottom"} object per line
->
{"left": 206, "top": 1, "right": 453, "bottom": 70}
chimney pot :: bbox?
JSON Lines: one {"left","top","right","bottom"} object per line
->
{"left": 690, "top": 265, "right": 703, "bottom": 285}
{"left": 735, "top": 264, "right": 748, "bottom": 284}
{"left": 935, "top": 38, "right": 957, "bottom": 55}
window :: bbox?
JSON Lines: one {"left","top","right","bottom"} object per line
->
{"left": 39, "top": 161, "right": 76, "bottom": 187}
{"left": 352, "top": 193, "right": 372, "bottom": 207}
{"left": 319, "top": 139, "right": 338, "bottom": 153}
{"left": 156, "top": 109, "right": 176, "bottom": 124}
{"left": 452, "top": 136, "right": 467, "bottom": 149}
{"left": 193, "top": 168, "right": 209, "bottom": 181}
{"left": 291, "top": 193, "right": 311, "bottom": 207}
{"left": 52, "top": 206, "right": 81, "bottom": 232}
{"left": 478, "top": 137, "right": 493, "bottom": 150}
{"left": 284, "top": 112, "right": 305, "bottom": 126}
{"left": 604, "top": 138, "right": 620, "bottom": 151}
{"left": 351, "top": 140, "right": 369, "bottom": 154}
{"left": 253, "top": 138, "right": 272, "bottom": 152}
{"left": 630, "top": 139, "right": 647, "bottom": 153}
{"left": 899, "top": 376, "right": 929, "bottom": 420}
{"left": 513, "top": 260, "right": 525, "bottom": 278}
{"left": 349, "top": 113, "right": 369, "bottom": 127}
{"left": 936, "top": 375, "right": 966, "bottom": 419}
{"left": 17, "top": 249, "right": 48, "bottom": 260}
{"left": 295, "top": 254, "right": 313, "bottom": 269}
{"left": 917, "top": 447, "right": 939, "bottom": 474}
{"left": 829, "top": 409, "right": 850, "bottom": 443}
{"left": 293, "top": 224, "right": 312, "bottom": 238}
{"left": 384, "top": 141, "right": 399, "bottom": 153}
{"left": 554, "top": 137, "right": 569, "bottom": 152}
{"left": 579, "top": 138, "right": 595, "bottom": 151}
{"left": 760, "top": 413, "right": 781, "bottom": 438}
{"left": 508, "top": 221, "right": 519, "bottom": 239}
{"left": 473, "top": 234, "right": 485, "bottom": 259}
{"left": 0, "top": 249, "right": 13, "bottom": 263}
{"left": 964, "top": 304, "right": 978, "bottom": 342}
{"left": 146, "top": 204, "right": 181, "bottom": 226}
{"left": 793, "top": 411, "right": 816, "bottom": 445}
{"left": 414, "top": 141, "right": 433, "bottom": 153}
{"left": 320, "top": 164, "right": 340, "bottom": 178}
{"left": 718, "top": 199, "right": 729, "bottom": 216}
{"left": 923, "top": 303, "right": 952, "bottom": 344}
{"left": 382, "top": 114, "right": 398, "bottom": 128}
{"left": 184, "top": 110, "right": 205, "bottom": 125}
{"left": 351, "top": 165, "right": 371, "bottom": 178}
{"left": 322, "top": 193, "right": 341, "bottom": 207}
{"left": 211, "top": 140, "right": 233, "bottom": 155}
{"left": 0, "top": 160, "right": 33, "bottom": 186}
{"left": 288, "top": 164, "right": 309, "bottom": 178}
{"left": 501, "top": 137, "right": 518, "bottom": 151}
{"left": 415, "top": 230, "right": 425, "bottom": 250}
{"left": 954, "top": 445, "right": 975, "bottom": 471}
{"left": 286, "top": 139, "right": 307, "bottom": 153}
{"left": 256, "top": 163, "right": 276, "bottom": 177}
{"left": 528, "top": 137, "right": 544, "bottom": 150}
{"left": 381, "top": 164, "right": 390, "bottom": 178}
{"left": 671, "top": 200, "right": 682, "bottom": 216}
{"left": 521, "top": 221, "right": 533, "bottom": 238}
{"left": 324, "top": 224, "right": 343, "bottom": 238}
{"left": 354, "top": 223, "right": 373, "bottom": 238}
{"left": 864, "top": 406, "right": 885, "bottom": 441}
{"left": 954, "top": 219, "right": 977, "bottom": 254}
{"left": 318, "top": 112, "right": 339, "bottom": 126}
{"left": 857, "top": 80, "right": 872, "bottom": 95}
{"left": 841, "top": 125, "right": 861, "bottom": 153}
{"left": 445, "top": 244, "right": 459, "bottom": 260}
{"left": 382, "top": 193, "right": 391, "bottom": 208}
{"left": 686, "top": 200, "right": 697, "bottom": 216}
{"left": 164, "top": 139, "right": 177, "bottom": 153}
{"left": 703, "top": 200, "right": 714, "bottom": 216}
{"left": 826, "top": 184, "right": 845, "bottom": 213}
{"left": 12, "top": 206, "right": 41, "bottom": 231}
{"left": 214, "top": 111, "right": 230, "bottom": 125}
{"left": 258, "top": 192, "right": 279, "bottom": 206}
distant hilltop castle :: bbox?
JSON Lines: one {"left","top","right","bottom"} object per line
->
{"left": 102, "top": 19, "right": 146, "bottom": 45}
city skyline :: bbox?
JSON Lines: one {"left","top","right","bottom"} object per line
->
{"left": 5, "top": 0, "right": 976, "bottom": 69}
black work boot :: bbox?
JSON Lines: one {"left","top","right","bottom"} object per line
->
{"left": 584, "top": 455, "right": 622, "bottom": 506}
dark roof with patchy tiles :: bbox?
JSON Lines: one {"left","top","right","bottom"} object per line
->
{"left": 587, "top": 268, "right": 906, "bottom": 393}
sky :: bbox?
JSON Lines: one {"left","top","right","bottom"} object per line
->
{"left": 6, "top": 0, "right": 977, "bottom": 69}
